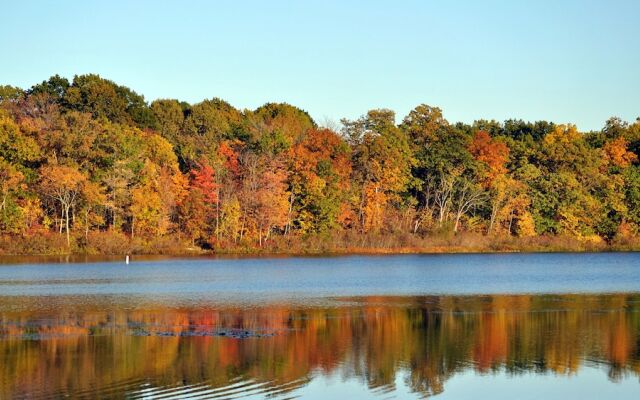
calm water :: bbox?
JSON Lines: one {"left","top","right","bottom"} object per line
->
{"left": 0, "top": 253, "right": 639, "bottom": 399}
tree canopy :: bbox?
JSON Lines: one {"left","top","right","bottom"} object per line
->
{"left": 1, "top": 74, "right": 639, "bottom": 253}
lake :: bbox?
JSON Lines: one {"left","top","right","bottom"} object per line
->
{"left": 1, "top": 253, "right": 639, "bottom": 399}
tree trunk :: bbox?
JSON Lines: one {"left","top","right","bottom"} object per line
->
{"left": 454, "top": 212, "right": 462, "bottom": 233}
{"left": 85, "top": 210, "right": 89, "bottom": 241}
{"left": 438, "top": 204, "right": 447, "bottom": 225}
{"left": 285, "top": 192, "right": 294, "bottom": 236}
{"left": 489, "top": 200, "right": 499, "bottom": 234}
{"left": 65, "top": 205, "right": 70, "bottom": 247}
{"left": 215, "top": 190, "right": 220, "bottom": 241}
{"left": 358, "top": 190, "right": 366, "bottom": 233}
{"left": 508, "top": 210, "right": 514, "bottom": 234}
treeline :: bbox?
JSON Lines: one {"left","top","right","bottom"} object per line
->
{"left": 1, "top": 74, "right": 640, "bottom": 254}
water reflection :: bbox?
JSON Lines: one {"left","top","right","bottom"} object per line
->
{"left": 1, "top": 294, "right": 639, "bottom": 399}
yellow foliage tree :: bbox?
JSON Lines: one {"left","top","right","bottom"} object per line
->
{"left": 603, "top": 137, "right": 637, "bottom": 168}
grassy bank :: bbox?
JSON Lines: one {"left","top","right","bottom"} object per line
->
{"left": 1, "top": 231, "right": 639, "bottom": 257}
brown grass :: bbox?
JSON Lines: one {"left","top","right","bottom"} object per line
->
{"left": 0, "top": 230, "right": 631, "bottom": 257}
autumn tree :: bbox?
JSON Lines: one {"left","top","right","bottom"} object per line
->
{"left": 214, "top": 140, "right": 243, "bottom": 242}
{"left": 469, "top": 130, "right": 509, "bottom": 185}
{"left": 343, "top": 109, "right": 414, "bottom": 233}
{"left": 0, "top": 159, "right": 26, "bottom": 233}
{"left": 400, "top": 105, "right": 481, "bottom": 232}
{"left": 179, "top": 160, "right": 219, "bottom": 244}
{"left": 130, "top": 161, "right": 164, "bottom": 238}
{"left": 39, "top": 165, "right": 87, "bottom": 246}
{"left": 253, "top": 164, "right": 290, "bottom": 246}
{"left": 469, "top": 130, "right": 510, "bottom": 233}
{"left": 603, "top": 137, "right": 637, "bottom": 169}
{"left": 77, "top": 180, "right": 106, "bottom": 241}
{"left": 289, "top": 129, "right": 351, "bottom": 233}
{"left": 451, "top": 179, "right": 486, "bottom": 232}
{"left": 102, "top": 161, "right": 134, "bottom": 231}
{"left": 251, "top": 103, "right": 315, "bottom": 144}
{"left": 0, "top": 111, "right": 40, "bottom": 165}
{"left": 238, "top": 151, "right": 290, "bottom": 246}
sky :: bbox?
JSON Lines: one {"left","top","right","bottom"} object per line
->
{"left": 1, "top": 0, "right": 639, "bottom": 131}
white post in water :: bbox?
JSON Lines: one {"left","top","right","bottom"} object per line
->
{"left": 125, "top": 255, "right": 130, "bottom": 265}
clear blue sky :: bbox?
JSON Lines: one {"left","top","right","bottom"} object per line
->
{"left": 1, "top": 0, "right": 638, "bottom": 131}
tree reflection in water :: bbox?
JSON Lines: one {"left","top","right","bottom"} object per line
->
{"left": 1, "top": 294, "right": 639, "bottom": 398}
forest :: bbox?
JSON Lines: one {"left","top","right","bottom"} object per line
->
{"left": 1, "top": 74, "right": 640, "bottom": 255}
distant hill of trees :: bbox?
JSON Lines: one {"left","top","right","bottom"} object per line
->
{"left": 1, "top": 74, "right": 640, "bottom": 254}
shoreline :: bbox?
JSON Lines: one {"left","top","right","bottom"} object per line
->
{"left": 2, "top": 231, "right": 639, "bottom": 264}
{"left": 1, "top": 245, "right": 638, "bottom": 265}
